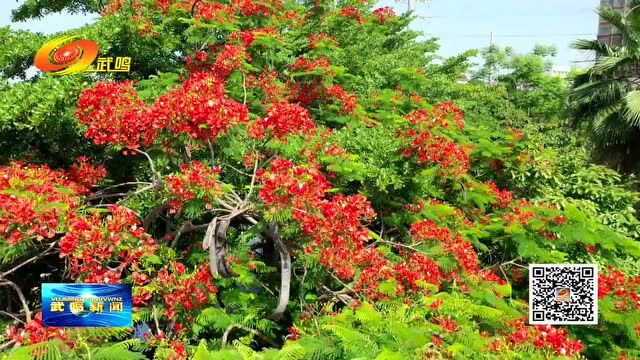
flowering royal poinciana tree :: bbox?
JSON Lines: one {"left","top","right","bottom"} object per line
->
{"left": 1, "top": 0, "right": 640, "bottom": 359}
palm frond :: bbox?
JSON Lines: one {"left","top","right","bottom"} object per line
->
{"left": 593, "top": 54, "right": 633, "bottom": 73}
{"left": 590, "top": 103, "right": 631, "bottom": 146}
{"left": 623, "top": 89, "right": 640, "bottom": 125}
{"left": 599, "top": 7, "right": 640, "bottom": 48}
{"left": 571, "top": 77, "right": 626, "bottom": 104}
{"left": 573, "top": 39, "right": 614, "bottom": 56}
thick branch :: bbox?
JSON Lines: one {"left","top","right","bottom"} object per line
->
{"left": 0, "top": 340, "right": 16, "bottom": 352}
{"left": 0, "top": 280, "right": 31, "bottom": 322}
{"left": 0, "top": 311, "right": 25, "bottom": 324}
{"left": 170, "top": 221, "right": 210, "bottom": 247}
{"left": 142, "top": 200, "right": 171, "bottom": 231}
{"left": 205, "top": 217, "right": 219, "bottom": 276}
{"left": 267, "top": 221, "right": 290, "bottom": 321}
{"left": 213, "top": 218, "right": 237, "bottom": 277}
{"left": 1, "top": 241, "right": 56, "bottom": 278}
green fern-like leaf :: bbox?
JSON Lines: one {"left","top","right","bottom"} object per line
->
{"left": 6, "top": 339, "right": 68, "bottom": 360}
{"left": 92, "top": 347, "right": 146, "bottom": 360}
{"left": 323, "top": 324, "right": 380, "bottom": 358}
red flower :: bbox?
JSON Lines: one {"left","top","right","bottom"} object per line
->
{"left": 338, "top": 6, "right": 364, "bottom": 24}
{"left": 75, "top": 80, "right": 159, "bottom": 148}
{"left": 372, "top": 7, "right": 396, "bottom": 23}
{"left": 247, "top": 100, "right": 315, "bottom": 139}
{"left": 585, "top": 245, "right": 597, "bottom": 253}
{"left": 432, "top": 335, "right": 443, "bottom": 345}
{"left": 151, "top": 72, "right": 249, "bottom": 141}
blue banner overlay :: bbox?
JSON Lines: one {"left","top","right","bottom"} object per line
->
{"left": 41, "top": 283, "right": 132, "bottom": 327}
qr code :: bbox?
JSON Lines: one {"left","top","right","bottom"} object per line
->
{"left": 529, "top": 264, "right": 598, "bottom": 325}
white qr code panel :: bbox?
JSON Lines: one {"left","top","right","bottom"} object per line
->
{"left": 529, "top": 264, "right": 598, "bottom": 325}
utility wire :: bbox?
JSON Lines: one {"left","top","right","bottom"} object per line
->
{"left": 429, "top": 33, "right": 596, "bottom": 38}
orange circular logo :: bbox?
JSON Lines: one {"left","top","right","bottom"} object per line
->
{"left": 557, "top": 288, "right": 569, "bottom": 296}
{"left": 34, "top": 35, "right": 98, "bottom": 75}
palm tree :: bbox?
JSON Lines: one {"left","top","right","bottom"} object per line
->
{"left": 571, "top": 0, "right": 640, "bottom": 171}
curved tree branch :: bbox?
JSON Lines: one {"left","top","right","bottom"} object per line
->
{"left": 221, "top": 324, "right": 278, "bottom": 348}
{"left": 0, "top": 280, "right": 31, "bottom": 322}
{"left": 205, "top": 217, "right": 219, "bottom": 276}
{"left": 142, "top": 200, "right": 171, "bottom": 231}
{"left": 267, "top": 220, "right": 290, "bottom": 321}
{"left": 1, "top": 241, "right": 57, "bottom": 278}
{"left": 213, "top": 218, "right": 237, "bottom": 277}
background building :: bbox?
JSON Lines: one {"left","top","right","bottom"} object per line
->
{"left": 597, "top": 0, "right": 628, "bottom": 45}
{"left": 546, "top": 65, "right": 573, "bottom": 78}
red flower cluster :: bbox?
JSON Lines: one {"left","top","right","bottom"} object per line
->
{"left": 75, "top": 81, "right": 158, "bottom": 148}
{"left": 66, "top": 156, "right": 106, "bottom": 192}
{"left": 291, "top": 56, "right": 333, "bottom": 73}
{"left": 326, "top": 84, "right": 358, "bottom": 114}
{"left": 432, "top": 101, "right": 465, "bottom": 130}
{"left": 0, "top": 163, "right": 83, "bottom": 244}
{"left": 248, "top": 100, "right": 315, "bottom": 139}
{"left": 155, "top": 262, "right": 218, "bottom": 319}
{"left": 410, "top": 219, "right": 489, "bottom": 279}
{"left": 309, "top": 32, "right": 338, "bottom": 48}
{"left": 165, "top": 161, "right": 223, "bottom": 212}
{"left": 599, "top": 266, "right": 640, "bottom": 309}
{"left": 211, "top": 44, "right": 250, "bottom": 78}
{"left": 233, "top": 0, "right": 282, "bottom": 17}
{"left": 6, "top": 312, "right": 68, "bottom": 346}
{"left": 62, "top": 205, "right": 157, "bottom": 283}
{"left": 337, "top": 6, "right": 364, "bottom": 24}
{"left": 432, "top": 315, "right": 458, "bottom": 332}
{"left": 247, "top": 69, "right": 286, "bottom": 104}
{"left": 372, "top": 6, "right": 396, "bottom": 23}
{"left": 484, "top": 180, "right": 513, "bottom": 208}
{"left": 400, "top": 131, "right": 470, "bottom": 176}
{"left": 231, "top": 27, "right": 281, "bottom": 47}
{"left": 130, "top": 15, "right": 157, "bottom": 37}
{"left": 185, "top": 43, "right": 250, "bottom": 78}
{"left": 404, "top": 102, "right": 464, "bottom": 131}
{"left": 258, "top": 158, "right": 330, "bottom": 211}
{"left": 299, "top": 194, "right": 376, "bottom": 279}
{"left": 354, "top": 246, "right": 446, "bottom": 300}
{"left": 399, "top": 105, "right": 470, "bottom": 176}
{"left": 151, "top": 72, "right": 249, "bottom": 142}
{"left": 194, "top": 1, "right": 234, "bottom": 23}
{"left": 500, "top": 318, "right": 583, "bottom": 356}
{"left": 165, "top": 340, "right": 188, "bottom": 360}
{"left": 499, "top": 199, "right": 536, "bottom": 226}
{"left": 395, "top": 253, "right": 443, "bottom": 290}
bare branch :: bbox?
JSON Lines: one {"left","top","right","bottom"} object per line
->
{"left": 244, "top": 152, "right": 260, "bottom": 202}
{"left": 266, "top": 221, "right": 290, "bottom": 321}
{"left": 170, "top": 221, "right": 210, "bottom": 248}
{"left": 130, "top": 148, "right": 158, "bottom": 175}
{"left": 242, "top": 72, "right": 247, "bottom": 105}
{"left": 205, "top": 218, "right": 218, "bottom": 276}
{"left": 328, "top": 272, "right": 361, "bottom": 300}
{"left": 1, "top": 241, "right": 57, "bottom": 278}
{"left": 212, "top": 218, "right": 237, "bottom": 277}
{"left": 207, "top": 139, "right": 216, "bottom": 165}
{"left": 0, "top": 340, "right": 17, "bottom": 352}
{"left": 152, "top": 305, "right": 161, "bottom": 335}
{"left": 142, "top": 200, "right": 171, "bottom": 231}
{"left": 0, "top": 311, "right": 25, "bottom": 324}
{"left": 92, "top": 182, "right": 152, "bottom": 196}
{"left": 0, "top": 280, "right": 31, "bottom": 322}
{"left": 368, "top": 240, "right": 429, "bottom": 256}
